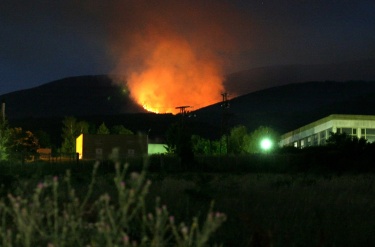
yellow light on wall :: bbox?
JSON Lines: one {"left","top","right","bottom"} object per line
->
{"left": 76, "top": 134, "right": 83, "bottom": 159}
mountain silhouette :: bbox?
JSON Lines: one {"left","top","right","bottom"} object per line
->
{"left": 2, "top": 59, "right": 375, "bottom": 120}
{"left": 1, "top": 75, "right": 146, "bottom": 119}
{"left": 224, "top": 59, "right": 375, "bottom": 96}
{"left": 1, "top": 60, "right": 375, "bottom": 145}
{"left": 194, "top": 80, "right": 375, "bottom": 135}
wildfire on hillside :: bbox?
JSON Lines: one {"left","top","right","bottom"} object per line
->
{"left": 125, "top": 36, "right": 224, "bottom": 114}
{"left": 106, "top": 0, "right": 248, "bottom": 114}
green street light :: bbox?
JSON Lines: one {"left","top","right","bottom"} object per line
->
{"left": 260, "top": 138, "right": 273, "bottom": 151}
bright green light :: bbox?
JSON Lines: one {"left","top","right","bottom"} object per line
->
{"left": 260, "top": 138, "right": 272, "bottom": 151}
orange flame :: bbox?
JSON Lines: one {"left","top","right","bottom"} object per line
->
{"left": 126, "top": 37, "right": 223, "bottom": 114}
{"left": 107, "top": 0, "right": 246, "bottom": 114}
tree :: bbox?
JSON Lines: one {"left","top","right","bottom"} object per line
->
{"left": 165, "top": 122, "right": 194, "bottom": 162}
{"left": 97, "top": 122, "right": 110, "bottom": 134}
{"left": 77, "top": 121, "right": 90, "bottom": 135}
{"left": 165, "top": 122, "right": 179, "bottom": 154}
{"left": 244, "top": 126, "right": 279, "bottom": 153}
{"left": 191, "top": 135, "right": 210, "bottom": 155}
{"left": 191, "top": 135, "right": 222, "bottom": 155}
{"left": 227, "top": 125, "right": 248, "bottom": 154}
{"left": 0, "top": 117, "right": 10, "bottom": 161}
{"left": 61, "top": 117, "right": 77, "bottom": 153}
{"left": 111, "top": 125, "right": 134, "bottom": 135}
{"left": 326, "top": 132, "right": 368, "bottom": 152}
{"left": 218, "top": 135, "right": 227, "bottom": 154}
{"left": 61, "top": 117, "right": 89, "bottom": 153}
{"left": 9, "top": 127, "right": 39, "bottom": 162}
{"left": 35, "top": 130, "right": 51, "bottom": 148}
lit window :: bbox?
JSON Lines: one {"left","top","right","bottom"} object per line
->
{"left": 313, "top": 134, "right": 318, "bottom": 145}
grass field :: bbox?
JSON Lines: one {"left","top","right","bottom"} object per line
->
{"left": 1, "top": 160, "right": 375, "bottom": 246}
{"left": 149, "top": 173, "right": 375, "bottom": 246}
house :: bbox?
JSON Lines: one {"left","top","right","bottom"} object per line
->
{"left": 147, "top": 137, "right": 168, "bottom": 155}
{"left": 279, "top": 114, "right": 375, "bottom": 148}
{"left": 76, "top": 134, "right": 148, "bottom": 160}
{"left": 148, "top": 143, "right": 168, "bottom": 154}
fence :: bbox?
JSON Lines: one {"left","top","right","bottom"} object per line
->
{"left": 9, "top": 151, "right": 79, "bottom": 164}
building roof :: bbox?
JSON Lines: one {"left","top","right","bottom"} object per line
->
{"left": 281, "top": 114, "right": 375, "bottom": 139}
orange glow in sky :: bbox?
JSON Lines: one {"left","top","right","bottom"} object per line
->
{"left": 126, "top": 38, "right": 223, "bottom": 114}
{"left": 107, "top": 0, "right": 245, "bottom": 114}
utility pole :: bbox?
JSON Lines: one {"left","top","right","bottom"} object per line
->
{"left": 175, "top": 105, "right": 193, "bottom": 165}
{"left": 175, "top": 105, "right": 191, "bottom": 116}
{"left": 175, "top": 105, "right": 191, "bottom": 140}
{"left": 220, "top": 93, "right": 230, "bottom": 155}
{"left": 175, "top": 105, "right": 191, "bottom": 127}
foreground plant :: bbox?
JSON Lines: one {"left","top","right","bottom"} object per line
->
{"left": 0, "top": 162, "right": 226, "bottom": 247}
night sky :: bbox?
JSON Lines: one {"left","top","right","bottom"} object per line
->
{"left": 1, "top": 0, "right": 375, "bottom": 96}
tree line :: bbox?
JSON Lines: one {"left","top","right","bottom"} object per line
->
{"left": 0, "top": 111, "right": 281, "bottom": 163}
{"left": 0, "top": 116, "right": 134, "bottom": 163}
{"left": 3, "top": 110, "right": 373, "bottom": 166}
{"left": 165, "top": 122, "right": 280, "bottom": 158}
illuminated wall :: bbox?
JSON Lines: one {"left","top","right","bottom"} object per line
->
{"left": 148, "top": 143, "right": 167, "bottom": 155}
{"left": 76, "top": 134, "right": 83, "bottom": 159}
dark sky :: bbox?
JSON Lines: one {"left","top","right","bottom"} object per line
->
{"left": 1, "top": 0, "right": 374, "bottom": 95}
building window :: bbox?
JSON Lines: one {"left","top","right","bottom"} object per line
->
{"left": 307, "top": 137, "right": 311, "bottom": 146}
{"left": 337, "top": 127, "right": 357, "bottom": 137}
{"left": 313, "top": 134, "right": 318, "bottom": 145}
{"left": 365, "top": 129, "right": 375, "bottom": 143}
{"left": 319, "top": 131, "right": 326, "bottom": 145}
{"left": 342, "top": 128, "right": 352, "bottom": 135}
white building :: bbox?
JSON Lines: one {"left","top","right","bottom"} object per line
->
{"left": 279, "top": 114, "right": 375, "bottom": 148}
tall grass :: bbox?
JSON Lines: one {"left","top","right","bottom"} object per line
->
{"left": 148, "top": 173, "right": 375, "bottom": 247}
{"left": 1, "top": 159, "right": 375, "bottom": 246}
{"left": 0, "top": 162, "right": 226, "bottom": 247}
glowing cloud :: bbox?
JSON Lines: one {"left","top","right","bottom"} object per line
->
{"left": 107, "top": 0, "right": 247, "bottom": 114}
{"left": 126, "top": 36, "right": 224, "bottom": 113}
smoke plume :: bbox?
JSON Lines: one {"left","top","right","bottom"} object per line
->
{"left": 106, "top": 0, "right": 247, "bottom": 113}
